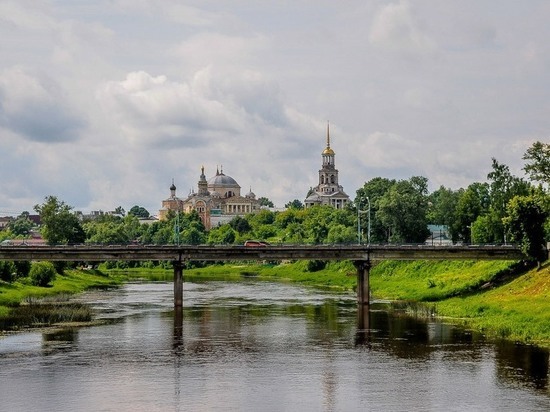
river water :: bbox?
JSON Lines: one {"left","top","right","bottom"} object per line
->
{"left": 0, "top": 279, "right": 549, "bottom": 411}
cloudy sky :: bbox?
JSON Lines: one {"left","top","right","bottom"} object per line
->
{"left": 1, "top": 1, "right": 549, "bottom": 216}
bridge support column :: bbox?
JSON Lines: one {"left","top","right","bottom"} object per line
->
{"left": 355, "top": 260, "right": 371, "bottom": 305}
{"left": 173, "top": 259, "right": 183, "bottom": 308}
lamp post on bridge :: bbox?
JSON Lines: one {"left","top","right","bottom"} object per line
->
{"left": 357, "top": 197, "right": 371, "bottom": 245}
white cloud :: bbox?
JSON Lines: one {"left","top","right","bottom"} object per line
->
{"left": 369, "top": 0, "right": 436, "bottom": 55}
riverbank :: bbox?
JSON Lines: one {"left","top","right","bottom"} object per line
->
{"left": 182, "top": 259, "right": 550, "bottom": 348}
{"left": 0, "top": 269, "right": 124, "bottom": 328}
{"left": 2, "top": 259, "right": 548, "bottom": 349}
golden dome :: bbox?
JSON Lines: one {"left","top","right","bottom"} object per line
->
{"left": 322, "top": 146, "right": 335, "bottom": 155}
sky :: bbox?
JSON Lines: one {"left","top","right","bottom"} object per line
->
{"left": 1, "top": 1, "right": 549, "bottom": 217}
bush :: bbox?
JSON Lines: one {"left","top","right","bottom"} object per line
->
{"left": 306, "top": 260, "right": 327, "bottom": 272}
{"left": 0, "top": 261, "right": 16, "bottom": 282}
{"left": 29, "top": 262, "right": 57, "bottom": 287}
{"left": 13, "top": 261, "right": 31, "bottom": 278}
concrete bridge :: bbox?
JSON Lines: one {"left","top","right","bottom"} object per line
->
{"left": 0, "top": 244, "right": 525, "bottom": 308}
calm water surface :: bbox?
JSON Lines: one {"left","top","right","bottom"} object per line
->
{"left": 1, "top": 280, "right": 549, "bottom": 412}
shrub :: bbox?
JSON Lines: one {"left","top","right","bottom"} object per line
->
{"left": 306, "top": 260, "right": 327, "bottom": 272}
{"left": 0, "top": 261, "right": 16, "bottom": 282}
{"left": 13, "top": 261, "right": 31, "bottom": 278}
{"left": 29, "top": 262, "right": 57, "bottom": 287}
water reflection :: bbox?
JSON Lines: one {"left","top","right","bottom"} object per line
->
{"left": 42, "top": 328, "right": 79, "bottom": 355}
{"left": 495, "top": 341, "right": 549, "bottom": 391}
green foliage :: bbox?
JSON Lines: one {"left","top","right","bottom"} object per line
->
{"left": 523, "top": 141, "right": 550, "bottom": 187}
{"left": 451, "top": 183, "right": 489, "bottom": 243}
{"left": 486, "top": 158, "right": 531, "bottom": 243}
{"left": 229, "top": 216, "right": 252, "bottom": 234}
{"left": 306, "top": 260, "right": 327, "bottom": 272}
{"left": 207, "top": 225, "right": 236, "bottom": 244}
{"left": 128, "top": 205, "right": 150, "bottom": 218}
{"left": 8, "top": 213, "right": 33, "bottom": 236}
{"left": 285, "top": 199, "right": 304, "bottom": 209}
{"left": 0, "top": 261, "right": 16, "bottom": 282}
{"left": 34, "top": 196, "right": 85, "bottom": 245}
{"left": 258, "top": 197, "right": 274, "bottom": 208}
{"left": 427, "top": 186, "right": 459, "bottom": 226}
{"left": 326, "top": 224, "right": 356, "bottom": 244}
{"left": 29, "top": 262, "right": 57, "bottom": 287}
{"left": 355, "top": 177, "right": 396, "bottom": 243}
{"left": 376, "top": 177, "right": 430, "bottom": 243}
{"left": 13, "top": 261, "right": 31, "bottom": 278}
{"left": 471, "top": 215, "right": 494, "bottom": 244}
{"left": 503, "top": 191, "right": 549, "bottom": 261}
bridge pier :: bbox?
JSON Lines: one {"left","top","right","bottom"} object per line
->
{"left": 173, "top": 259, "right": 183, "bottom": 308}
{"left": 355, "top": 260, "right": 371, "bottom": 305}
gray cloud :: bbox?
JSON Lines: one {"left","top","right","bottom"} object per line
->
{"left": 0, "top": 68, "right": 83, "bottom": 143}
{"left": 1, "top": 1, "right": 549, "bottom": 214}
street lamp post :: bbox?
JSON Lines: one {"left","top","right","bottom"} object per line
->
{"left": 357, "top": 197, "right": 371, "bottom": 245}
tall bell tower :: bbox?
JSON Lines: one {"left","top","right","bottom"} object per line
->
{"left": 304, "top": 122, "right": 350, "bottom": 209}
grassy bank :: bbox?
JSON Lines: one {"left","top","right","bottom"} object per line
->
{"left": 435, "top": 262, "right": 550, "bottom": 347}
{"left": 0, "top": 269, "right": 124, "bottom": 329}
{"left": 187, "top": 259, "right": 549, "bottom": 348}
{"left": 3, "top": 259, "right": 548, "bottom": 348}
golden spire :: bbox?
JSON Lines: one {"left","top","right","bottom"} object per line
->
{"left": 322, "top": 121, "right": 335, "bottom": 155}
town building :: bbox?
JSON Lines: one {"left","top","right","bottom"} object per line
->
{"left": 304, "top": 124, "right": 350, "bottom": 209}
{"left": 159, "top": 166, "right": 261, "bottom": 229}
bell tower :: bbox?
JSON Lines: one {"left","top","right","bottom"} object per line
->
{"left": 318, "top": 122, "right": 339, "bottom": 190}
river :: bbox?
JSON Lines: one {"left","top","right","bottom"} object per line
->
{"left": 0, "top": 279, "right": 549, "bottom": 411}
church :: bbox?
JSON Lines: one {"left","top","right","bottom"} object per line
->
{"left": 304, "top": 124, "right": 350, "bottom": 209}
{"left": 159, "top": 166, "right": 261, "bottom": 229}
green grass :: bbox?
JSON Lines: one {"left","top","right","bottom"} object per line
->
{"left": 0, "top": 269, "right": 124, "bottom": 319}
{"left": 370, "top": 260, "right": 517, "bottom": 301}
{"left": 435, "top": 262, "right": 550, "bottom": 347}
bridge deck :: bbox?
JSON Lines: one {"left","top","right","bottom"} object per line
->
{"left": 0, "top": 244, "right": 525, "bottom": 262}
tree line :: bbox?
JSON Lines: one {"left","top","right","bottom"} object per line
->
{"left": 1, "top": 141, "right": 549, "bottom": 269}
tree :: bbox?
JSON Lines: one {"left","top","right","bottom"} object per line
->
{"left": 258, "top": 197, "right": 274, "bottom": 208}
{"left": 487, "top": 158, "right": 531, "bottom": 243}
{"left": 29, "top": 261, "right": 57, "bottom": 287}
{"left": 285, "top": 199, "right": 303, "bottom": 209}
{"left": 376, "top": 177, "right": 430, "bottom": 243}
{"left": 503, "top": 192, "right": 549, "bottom": 263}
{"left": 427, "top": 186, "right": 459, "bottom": 226}
{"left": 523, "top": 141, "right": 550, "bottom": 187}
{"left": 327, "top": 224, "right": 356, "bottom": 244}
{"left": 355, "top": 177, "right": 396, "bottom": 243}
{"left": 229, "top": 216, "right": 252, "bottom": 235}
{"left": 207, "top": 225, "right": 236, "bottom": 244}
{"left": 128, "top": 205, "right": 150, "bottom": 218}
{"left": 181, "top": 227, "right": 206, "bottom": 245}
{"left": 8, "top": 213, "right": 33, "bottom": 237}
{"left": 451, "top": 184, "right": 488, "bottom": 243}
{"left": 114, "top": 206, "right": 126, "bottom": 216}
{"left": 34, "top": 196, "right": 85, "bottom": 245}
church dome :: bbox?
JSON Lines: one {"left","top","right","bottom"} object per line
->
{"left": 322, "top": 147, "right": 335, "bottom": 155}
{"left": 208, "top": 169, "right": 239, "bottom": 187}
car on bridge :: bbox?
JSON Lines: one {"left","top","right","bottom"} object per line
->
{"left": 244, "top": 240, "right": 270, "bottom": 247}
